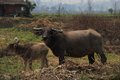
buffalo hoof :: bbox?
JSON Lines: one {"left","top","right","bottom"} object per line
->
{"left": 101, "top": 58, "right": 107, "bottom": 65}
{"left": 59, "top": 60, "right": 65, "bottom": 65}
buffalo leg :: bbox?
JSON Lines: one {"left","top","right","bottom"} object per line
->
{"left": 23, "top": 60, "right": 27, "bottom": 71}
{"left": 41, "top": 56, "right": 45, "bottom": 68}
{"left": 59, "top": 56, "right": 65, "bottom": 65}
{"left": 41, "top": 56, "right": 48, "bottom": 68}
{"left": 28, "top": 60, "right": 33, "bottom": 70}
{"left": 43, "top": 51, "right": 48, "bottom": 67}
{"left": 59, "top": 53, "right": 65, "bottom": 65}
{"left": 44, "top": 57, "right": 48, "bottom": 67}
{"left": 95, "top": 48, "right": 107, "bottom": 64}
{"left": 88, "top": 53, "right": 95, "bottom": 64}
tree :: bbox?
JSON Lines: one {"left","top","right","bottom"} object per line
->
{"left": 57, "top": 2, "right": 62, "bottom": 16}
{"left": 113, "top": 1, "right": 117, "bottom": 14}
{"left": 26, "top": 0, "right": 36, "bottom": 11}
{"left": 111, "top": 0, "right": 119, "bottom": 15}
{"left": 87, "top": 0, "right": 93, "bottom": 14}
{"left": 25, "top": 0, "right": 36, "bottom": 17}
{"left": 61, "top": 6, "right": 67, "bottom": 14}
{"left": 108, "top": 8, "right": 113, "bottom": 14}
{"left": 51, "top": 6, "right": 58, "bottom": 13}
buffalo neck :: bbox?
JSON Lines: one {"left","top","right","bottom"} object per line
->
{"left": 45, "top": 35, "right": 60, "bottom": 48}
{"left": 45, "top": 33, "right": 66, "bottom": 53}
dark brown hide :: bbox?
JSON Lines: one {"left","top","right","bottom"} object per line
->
{"left": 34, "top": 28, "right": 107, "bottom": 65}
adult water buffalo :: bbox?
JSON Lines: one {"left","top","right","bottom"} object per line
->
{"left": 6, "top": 38, "right": 49, "bottom": 70}
{"left": 33, "top": 27, "right": 107, "bottom": 65}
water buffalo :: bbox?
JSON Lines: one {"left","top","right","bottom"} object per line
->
{"left": 6, "top": 38, "right": 49, "bottom": 70}
{"left": 33, "top": 27, "right": 107, "bottom": 65}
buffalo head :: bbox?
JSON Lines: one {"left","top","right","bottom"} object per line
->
{"left": 6, "top": 37, "right": 19, "bottom": 55}
{"left": 0, "top": 38, "right": 19, "bottom": 58}
{"left": 33, "top": 27, "right": 63, "bottom": 41}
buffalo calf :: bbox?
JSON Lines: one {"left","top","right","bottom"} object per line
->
{"left": 7, "top": 39, "right": 49, "bottom": 70}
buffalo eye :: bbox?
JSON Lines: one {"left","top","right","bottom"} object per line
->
{"left": 13, "top": 43, "right": 18, "bottom": 48}
{"left": 49, "top": 29, "right": 57, "bottom": 35}
{"left": 38, "top": 30, "right": 44, "bottom": 35}
{"left": 9, "top": 43, "right": 17, "bottom": 49}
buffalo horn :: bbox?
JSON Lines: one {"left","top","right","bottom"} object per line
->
{"left": 33, "top": 27, "right": 43, "bottom": 31}
{"left": 14, "top": 37, "right": 19, "bottom": 43}
{"left": 51, "top": 28, "right": 63, "bottom": 32}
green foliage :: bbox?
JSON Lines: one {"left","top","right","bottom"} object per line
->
{"left": 26, "top": 1, "right": 36, "bottom": 11}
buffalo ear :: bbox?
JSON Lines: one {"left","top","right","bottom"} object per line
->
{"left": 33, "top": 27, "right": 44, "bottom": 35}
{"left": 33, "top": 27, "right": 43, "bottom": 30}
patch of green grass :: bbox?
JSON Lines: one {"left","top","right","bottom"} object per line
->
{"left": 0, "top": 56, "right": 42, "bottom": 74}
{"left": 0, "top": 56, "right": 23, "bottom": 74}
{"left": 0, "top": 28, "right": 42, "bottom": 46}
{"left": 107, "top": 53, "right": 120, "bottom": 64}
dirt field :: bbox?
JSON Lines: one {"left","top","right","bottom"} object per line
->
{"left": 0, "top": 16, "right": 120, "bottom": 80}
